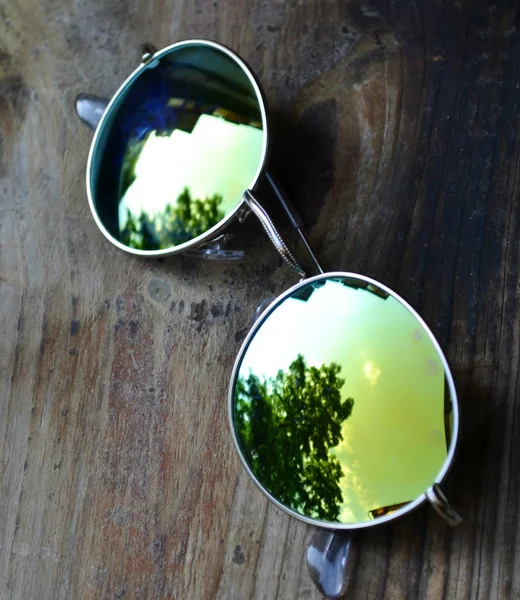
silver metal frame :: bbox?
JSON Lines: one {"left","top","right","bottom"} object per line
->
{"left": 228, "top": 271, "right": 460, "bottom": 530}
{"left": 85, "top": 39, "right": 270, "bottom": 257}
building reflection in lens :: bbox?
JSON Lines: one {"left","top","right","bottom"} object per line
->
{"left": 232, "top": 277, "right": 452, "bottom": 525}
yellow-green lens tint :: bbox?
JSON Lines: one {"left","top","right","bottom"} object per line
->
{"left": 90, "top": 43, "right": 265, "bottom": 251}
{"left": 231, "top": 276, "right": 456, "bottom": 526}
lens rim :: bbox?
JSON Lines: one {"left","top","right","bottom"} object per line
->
{"left": 228, "top": 271, "right": 459, "bottom": 530}
{"left": 86, "top": 39, "right": 270, "bottom": 256}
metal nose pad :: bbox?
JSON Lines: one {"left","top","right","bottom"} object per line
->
{"left": 307, "top": 529, "right": 357, "bottom": 599}
{"left": 75, "top": 94, "right": 109, "bottom": 130}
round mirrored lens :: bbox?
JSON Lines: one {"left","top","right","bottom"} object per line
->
{"left": 90, "top": 43, "right": 265, "bottom": 251}
{"left": 231, "top": 275, "right": 456, "bottom": 526}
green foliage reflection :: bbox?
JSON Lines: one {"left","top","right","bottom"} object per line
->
{"left": 235, "top": 354, "right": 354, "bottom": 522}
{"left": 121, "top": 187, "right": 225, "bottom": 250}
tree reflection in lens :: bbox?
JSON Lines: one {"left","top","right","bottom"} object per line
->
{"left": 120, "top": 187, "right": 224, "bottom": 250}
{"left": 236, "top": 354, "right": 354, "bottom": 521}
{"left": 232, "top": 277, "right": 454, "bottom": 526}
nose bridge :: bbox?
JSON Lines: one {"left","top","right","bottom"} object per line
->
{"left": 243, "top": 189, "right": 307, "bottom": 278}
{"left": 265, "top": 172, "right": 324, "bottom": 275}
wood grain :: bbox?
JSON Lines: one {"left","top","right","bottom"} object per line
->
{"left": 1, "top": 0, "right": 520, "bottom": 598}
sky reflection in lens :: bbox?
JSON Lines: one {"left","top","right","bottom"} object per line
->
{"left": 232, "top": 277, "right": 452, "bottom": 525}
{"left": 91, "top": 44, "right": 265, "bottom": 251}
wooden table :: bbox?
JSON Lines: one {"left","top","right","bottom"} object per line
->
{"left": 1, "top": 1, "right": 519, "bottom": 598}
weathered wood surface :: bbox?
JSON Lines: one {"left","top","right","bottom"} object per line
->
{"left": 1, "top": 0, "right": 520, "bottom": 598}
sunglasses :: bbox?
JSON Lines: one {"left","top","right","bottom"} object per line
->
{"left": 76, "top": 39, "right": 461, "bottom": 599}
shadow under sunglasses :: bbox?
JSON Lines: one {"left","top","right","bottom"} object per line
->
{"left": 75, "top": 39, "right": 461, "bottom": 599}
